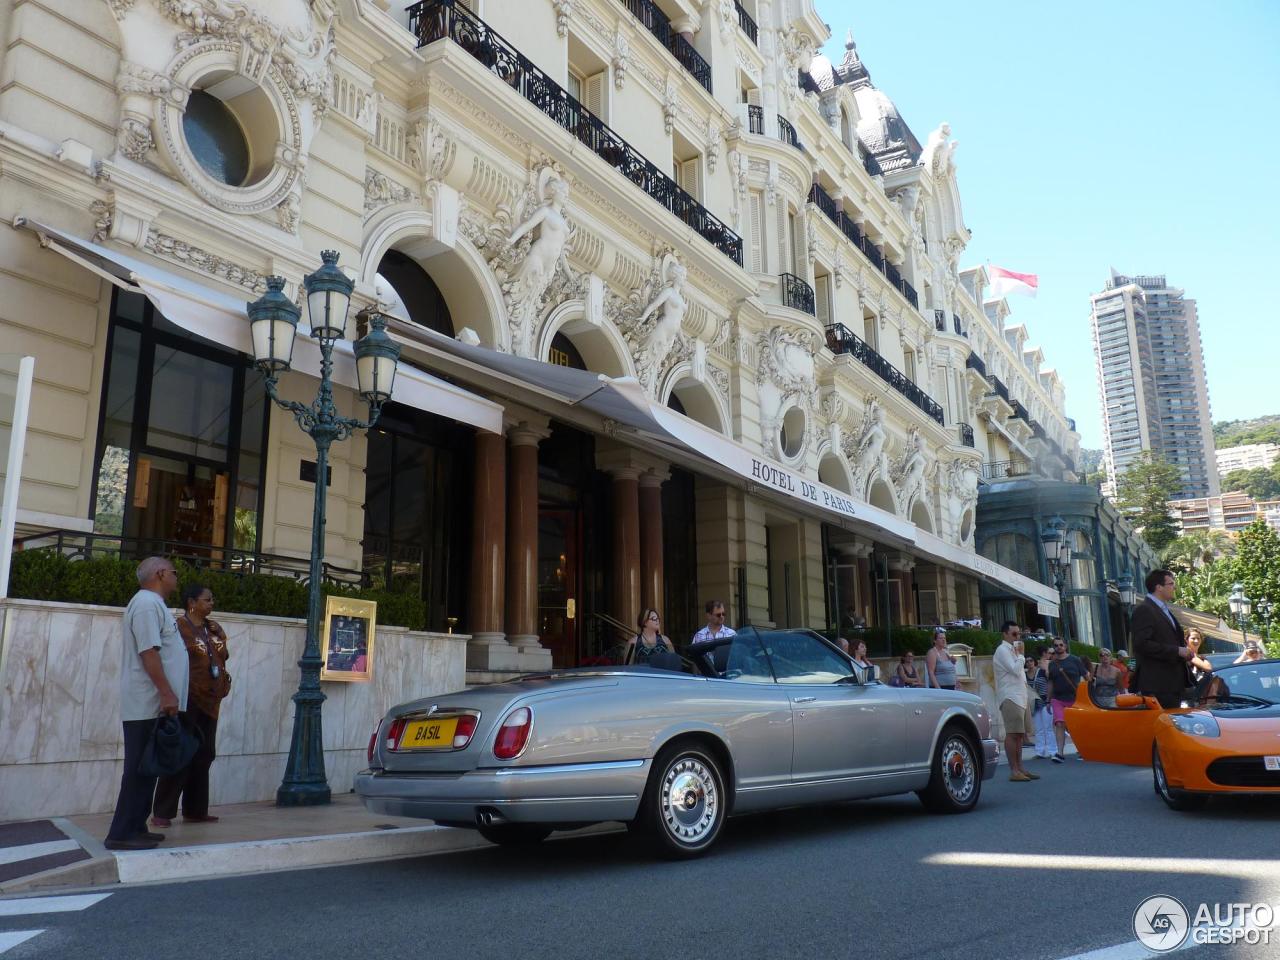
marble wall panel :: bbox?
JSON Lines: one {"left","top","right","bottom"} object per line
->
{"left": 0, "top": 601, "right": 467, "bottom": 816}
{"left": 36, "top": 611, "right": 92, "bottom": 763}
{"left": 0, "top": 606, "right": 50, "bottom": 764}
{"left": 80, "top": 608, "right": 123, "bottom": 761}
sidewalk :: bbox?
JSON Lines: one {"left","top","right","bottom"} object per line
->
{"left": 0, "top": 793, "right": 546, "bottom": 895}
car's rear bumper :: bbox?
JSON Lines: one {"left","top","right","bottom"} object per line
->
{"left": 354, "top": 759, "right": 650, "bottom": 826}
{"left": 981, "top": 738, "right": 999, "bottom": 780}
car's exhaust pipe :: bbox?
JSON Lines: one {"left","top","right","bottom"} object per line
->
{"left": 476, "top": 807, "right": 506, "bottom": 827}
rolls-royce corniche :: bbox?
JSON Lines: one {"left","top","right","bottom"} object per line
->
{"left": 355, "top": 627, "right": 997, "bottom": 857}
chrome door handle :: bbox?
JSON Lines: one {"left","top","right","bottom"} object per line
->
{"left": 914, "top": 709, "right": 923, "bottom": 716}
{"left": 792, "top": 696, "right": 817, "bottom": 703}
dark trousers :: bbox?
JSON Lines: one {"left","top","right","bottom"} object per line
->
{"left": 152, "top": 706, "right": 218, "bottom": 819}
{"left": 106, "top": 718, "right": 158, "bottom": 842}
{"left": 1145, "top": 689, "right": 1184, "bottom": 709}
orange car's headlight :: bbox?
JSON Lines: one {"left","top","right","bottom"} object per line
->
{"left": 1170, "top": 714, "right": 1220, "bottom": 738}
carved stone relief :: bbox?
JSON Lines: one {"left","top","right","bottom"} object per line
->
{"left": 756, "top": 326, "right": 819, "bottom": 459}
{"left": 841, "top": 395, "right": 887, "bottom": 497}
{"left": 891, "top": 426, "right": 931, "bottom": 511}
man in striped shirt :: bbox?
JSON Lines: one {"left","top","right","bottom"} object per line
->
{"left": 690, "top": 599, "right": 736, "bottom": 644}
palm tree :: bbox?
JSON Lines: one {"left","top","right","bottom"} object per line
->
{"left": 1161, "top": 529, "right": 1235, "bottom": 574}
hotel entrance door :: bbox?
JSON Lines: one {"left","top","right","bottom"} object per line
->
{"left": 537, "top": 508, "right": 580, "bottom": 667}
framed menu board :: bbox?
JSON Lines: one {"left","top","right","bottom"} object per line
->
{"left": 319, "top": 595, "right": 377, "bottom": 682}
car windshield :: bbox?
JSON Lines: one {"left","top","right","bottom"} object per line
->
{"left": 754, "top": 629, "right": 856, "bottom": 684}
{"left": 1205, "top": 660, "right": 1280, "bottom": 706}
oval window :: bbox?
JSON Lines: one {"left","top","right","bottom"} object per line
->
{"left": 779, "top": 406, "right": 805, "bottom": 459}
{"left": 183, "top": 89, "right": 251, "bottom": 187}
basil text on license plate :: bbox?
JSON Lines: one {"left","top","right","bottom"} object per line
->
{"left": 1265, "top": 755, "right": 1280, "bottom": 772}
{"left": 402, "top": 717, "right": 459, "bottom": 749}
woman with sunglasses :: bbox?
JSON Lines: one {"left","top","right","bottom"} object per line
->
{"left": 626, "top": 608, "right": 675, "bottom": 665}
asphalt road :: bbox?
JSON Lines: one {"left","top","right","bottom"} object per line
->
{"left": 6, "top": 755, "right": 1280, "bottom": 960}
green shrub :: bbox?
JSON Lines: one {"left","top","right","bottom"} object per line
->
{"left": 9, "top": 550, "right": 428, "bottom": 630}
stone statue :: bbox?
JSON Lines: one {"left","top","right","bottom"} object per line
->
{"left": 921, "top": 121, "right": 951, "bottom": 173}
{"left": 844, "top": 396, "right": 886, "bottom": 493}
{"left": 504, "top": 167, "right": 571, "bottom": 354}
{"left": 893, "top": 427, "right": 929, "bottom": 508}
{"left": 635, "top": 254, "right": 689, "bottom": 392}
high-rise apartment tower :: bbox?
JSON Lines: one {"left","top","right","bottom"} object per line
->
{"left": 1090, "top": 271, "right": 1218, "bottom": 499}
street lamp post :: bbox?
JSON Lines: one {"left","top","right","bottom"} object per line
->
{"left": 1257, "top": 597, "right": 1273, "bottom": 641}
{"left": 1228, "top": 581, "right": 1252, "bottom": 647}
{"left": 1041, "top": 517, "right": 1069, "bottom": 641}
{"left": 247, "top": 252, "right": 401, "bottom": 807}
{"left": 1117, "top": 574, "right": 1135, "bottom": 651}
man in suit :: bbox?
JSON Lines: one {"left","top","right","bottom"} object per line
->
{"left": 1131, "top": 569, "right": 1193, "bottom": 707}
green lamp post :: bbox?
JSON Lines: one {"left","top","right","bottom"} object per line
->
{"left": 247, "top": 251, "right": 401, "bottom": 806}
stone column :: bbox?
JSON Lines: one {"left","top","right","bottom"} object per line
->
{"left": 852, "top": 541, "right": 874, "bottom": 624}
{"left": 892, "top": 556, "right": 917, "bottom": 624}
{"left": 610, "top": 467, "right": 642, "bottom": 624}
{"left": 466, "top": 429, "right": 512, "bottom": 670}
{"left": 639, "top": 467, "right": 670, "bottom": 612}
{"left": 505, "top": 417, "right": 551, "bottom": 658}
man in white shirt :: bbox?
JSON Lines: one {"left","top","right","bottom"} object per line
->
{"left": 690, "top": 599, "right": 736, "bottom": 644}
{"left": 105, "top": 557, "right": 189, "bottom": 851}
{"left": 994, "top": 621, "right": 1037, "bottom": 783}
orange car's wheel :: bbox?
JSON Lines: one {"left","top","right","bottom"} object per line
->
{"left": 1152, "top": 743, "right": 1208, "bottom": 812}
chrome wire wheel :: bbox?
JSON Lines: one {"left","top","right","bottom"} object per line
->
{"left": 659, "top": 755, "right": 720, "bottom": 847}
{"left": 941, "top": 735, "right": 977, "bottom": 805}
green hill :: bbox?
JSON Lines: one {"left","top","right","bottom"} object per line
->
{"left": 1214, "top": 415, "right": 1280, "bottom": 449}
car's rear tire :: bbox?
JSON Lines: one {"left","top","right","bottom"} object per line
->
{"left": 476, "top": 823, "right": 553, "bottom": 846}
{"left": 917, "top": 726, "right": 982, "bottom": 814}
{"left": 637, "top": 743, "right": 726, "bottom": 859}
{"left": 1152, "top": 743, "right": 1208, "bottom": 811}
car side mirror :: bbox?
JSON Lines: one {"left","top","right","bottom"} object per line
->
{"left": 862, "top": 664, "right": 879, "bottom": 684}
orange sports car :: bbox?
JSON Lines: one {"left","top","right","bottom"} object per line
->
{"left": 1065, "top": 658, "right": 1280, "bottom": 810}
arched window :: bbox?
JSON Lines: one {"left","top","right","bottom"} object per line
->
{"left": 376, "top": 249, "right": 453, "bottom": 336}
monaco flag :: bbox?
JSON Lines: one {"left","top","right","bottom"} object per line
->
{"left": 988, "top": 264, "right": 1039, "bottom": 299}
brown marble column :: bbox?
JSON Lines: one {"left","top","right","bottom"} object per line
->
{"left": 506, "top": 420, "right": 550, "bottom": 656}
{"left": 611, "top": 467, "right": 642, "bottom": 625}
{"left": 466, "top": 430, "right": 508, "bottom": 668}
{"left": 639, "top": 469, "right": 669, "bottom": 613}
{"left": 894, "top": 557, "right": 917, "bottom": 624}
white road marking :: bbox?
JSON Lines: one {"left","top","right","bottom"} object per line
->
{"left": 1054, "top": 938, "right": 1198, "bottom": 960}
{"left": 0, "top": 839, "right": 80, "bottom": 867}
{"left": 924, "top": 851, "right": 1280, "bottom": 880}
{"left": 0, "top": 931, "right": 43, "bottom": 954}
{"left": 0, "top": 893, "right": 111, "bottom": 917}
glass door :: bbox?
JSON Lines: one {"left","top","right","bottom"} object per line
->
{"left": 537, "top": 508, "right": 579, "bottom": 667}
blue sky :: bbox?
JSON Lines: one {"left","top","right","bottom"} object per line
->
{"left": 817, "top": 1, "right": 1280, "bottom": 449}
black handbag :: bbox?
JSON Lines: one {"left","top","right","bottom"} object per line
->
{"left": 139, "top": 715, "right": 203, "bottom": 778}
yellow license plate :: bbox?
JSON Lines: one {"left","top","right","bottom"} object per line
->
{"left": 399, "top": 717, "right": 458, "bottom": 750}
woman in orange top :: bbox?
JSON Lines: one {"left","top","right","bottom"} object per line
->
{"left": 152, "top": 583, "right": 231, "bottom": 826}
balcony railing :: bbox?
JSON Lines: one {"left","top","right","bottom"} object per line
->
{"left": 798, "top": 69, "right": 821, "bottom": 96}
{"left": 777, "top": 115, "right": 802, "bottom": 150}
{"left": 735, "top": 1, "right": 758, "bottom": 44}
{"left": 987, "top": 375, "right": 1010, "bottom": 404}
{"left": 900, "top": 277, "right": 918, "bottom": 309}
{"left": 747, "top": 103, "right": 764, "bottom": 134}
{"left": 781, "top": 272, "right": 815, "bottom": 315}
{"left": 1010, "top": 399, "right": 1030, "bottom": 423}
{"left": 982, "top": 459, "right": 1032, "bottom": 482}
{"left": 965, "top": 351, "right": 987, "bottom": 376}
{"left": 837, "top": 211, "right": 862, "bottom": 247}
{"left": 825, "top": 323, "right": 945, "bottom": 425}
{"left": 934, "top": 309, "right": 946, "bottom": 332}
{"left": 808, "top": 182, "right": 839, "bottom": 224}
{"left": 409, "top": 0, "right": 742, "bottom": 266}
{"left": 860, "top": 234, "right": 883, "bottom": 272}
{"left": 952, "top": 313, "right": 964, "bottom": 336}
{"left": 958, "top": 422, "right": 975, "bottom": 447}
{"left": 618, "top": 0, "right": 711, "bottom": 93}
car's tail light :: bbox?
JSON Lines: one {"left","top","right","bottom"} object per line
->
{"left": 386, "top": 718, "right": 407, "bottom": 751}
{"left": 367, "top": 725, "right": 380, "bottom": 763}
{"left": 453, "top": 714, "right": 478, "bottom": 749}
{"left": 493, "top": 707, "right": 532, "bottom": 760}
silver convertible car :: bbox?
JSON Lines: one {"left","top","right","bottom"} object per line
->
{"left": 355, "top": 627, "right": 997, "bottom": 857}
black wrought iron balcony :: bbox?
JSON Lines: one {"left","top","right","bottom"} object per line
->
{"left": 900, "top": 277, "right": 918, "bottom": 309}
{"left": 934, "top": 309, "right": 946, "bottom": 332}
{"left": 808, "top": 183, "right": 839, "bottom": 225}
{"left": 1009, "top": 399, "right": 1030, "bottom": 423}
{"left": 965, "top": 351, "right": 988, "bottom": 377}
{"left": 1030, "top": 420, "right": 1048, "bottom": 441}
{"left": 799, "top": 69, "right": 821, "bottom": 96}
{"left": 958, "top": 422, "right": 975, "bottom": 447}
{"left": 837, "top": 211, "right": 863, "bottom": 247}
{"left": 982, "top": 459, "right": 1032, "bottom": 482}
{"left": 735, "top": 1, "right": 758, "bottom": 44}
{"left": 747, "top": 103, "right": 764, "bottom": 134}
{"left": 781, "top": 272, "right": 815, "bottom": 315}
{"left": 409, "top": 0, "right": 742, "bottom": 267}
{"left": 885, "top": 261, "right": 902, "bottom": 288}
{"left": 862, "top": 150, "right": 883, "bottom": 177}
{"left": 618, "top": 0, "right": 711, "bottom": 93}
{"left": 952, "top": 313, "right": 964, "bottom": 336}
{"left": 987, "top": 375, "right": 1010, "bottom": 404}
{"left": 777, "top": 115, "right": 802, "bottom": 150}
{"left": 825, "top": 323, "right": 945, "bottom": 425}
{"left": 860, "top": 234, "right": 883, "bottom": 271}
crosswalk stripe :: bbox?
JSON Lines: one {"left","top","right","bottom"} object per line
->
{"left": 0, "top": 931, "right": 43, "bottom": 954}
{"left": 0, "top": 840, "right": 80, "bottom": 867}
{"left": 0, "top": 893, "right": 111, "bottom": 917}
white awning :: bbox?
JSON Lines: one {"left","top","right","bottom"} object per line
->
{"left": 11, "top": 217, "right": 504, "bottom": 435}
{"left": 408, "top": 327, "right": 1061, "bottom": 616}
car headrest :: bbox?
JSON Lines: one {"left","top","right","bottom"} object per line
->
{"left": 1113, "top": 693, "right": 1145, "bottom": 708}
